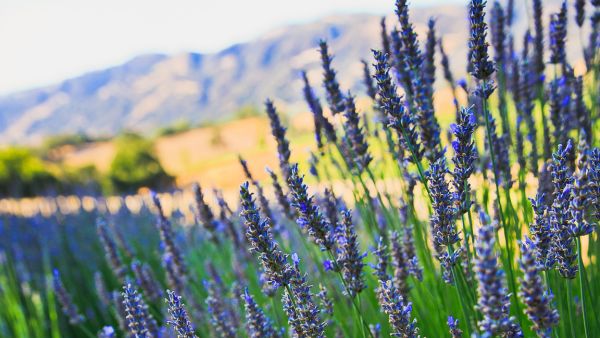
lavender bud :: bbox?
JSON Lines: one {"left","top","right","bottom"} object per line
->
{"left": 335, "top": 210, "right": 366, "bottom": 297}
{"left": 474, "top": 213, "right": 523, "bottom": 337}
{"left": 377, "top": 279, "right": 419, "bottom": 338}
{"left": 519, "top": 238, "right": 560, "bottom": 337}
{"left": 319, "top": 40, "right": 345, "bottom": 115}
{"left": 288, "top": 164, "right": 334, "bottom": 250}
{"left": 165, "top": 290, "right": 198, "bottom": 338}
{"left": 265, "top": 100, "right": 292, "bottom": 182}
{"left": 52, "top": 270, "right": 84, "bottom": 325}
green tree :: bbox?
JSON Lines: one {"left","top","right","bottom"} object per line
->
{"left": 0, "top": 148, "right": 57, "bottom": 197}
{"left": 107, "top": 133, "right": 173, "bottom": 194}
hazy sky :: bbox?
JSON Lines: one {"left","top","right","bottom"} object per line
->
{"left": 0, "top": 0, "right": 460, "bottom": 94}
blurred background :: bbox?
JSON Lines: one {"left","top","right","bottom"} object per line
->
{"left": 0, "top": 0, "right": 570, "bottom": 201}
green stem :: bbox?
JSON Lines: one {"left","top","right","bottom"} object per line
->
{"left": 566, "top": 280, "right": 576, "bottom": 338}
{"left": 480, "top": 80, "right": 522, "bottom": 325}
{"left": 576, "top": 237, "right": 590, "bottom": 338}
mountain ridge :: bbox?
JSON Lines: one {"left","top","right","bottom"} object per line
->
{"left": 0, "top": 1, "right": 569, "bottom": 144}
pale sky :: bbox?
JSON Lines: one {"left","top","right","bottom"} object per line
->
{"left": 0, "top": 0, "right": 460, "bottom": 94}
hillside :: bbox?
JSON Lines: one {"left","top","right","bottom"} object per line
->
{"left": 0, "top": 1, "right": 573, "bottom": 145}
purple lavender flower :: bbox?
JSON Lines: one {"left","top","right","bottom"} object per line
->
{"left": 574, "top": 76, "right": 592, "bottom": 142}
{"left": 528, "top": 194, "right": 555, "bottom": 270}
{"left": 423, "top": 18, "right": 437, "bottom": 89}
{"left": 239, "top": 182, "right": 292, "bottom": 288}
{"left": 402, "top": 223, "right": 423, "bottom": 281}
{"left": 265, "top": 99, "right": 292, "bottom": 182}
{"left": 469, "top": 0, "right": 495, "bottom": 81}
{"left": 205, "top": 280, "right": 236, "bottom": 338}
{"left": 122, "top": 282, "right": 158, "bottom": 337}
{"left": 568, "top": 173, "right": 595, "bottom": 237}
{"left": 427, "top": 157, "right": 459, "bottom": 247}
{"left": 95, "top": 272, "right": 111, "bottom": 307}
{"left": 550, "top": 141, "right": 578, "bottom": 279}
{"left": 163, "top": 253, "right": 185, "bottom": 295}
{"left": 165, "top": 290, "right": 198, "bottom": 338}
{"left": 372, "top": 50, "right": 423, "bottom": 162}
{"left": 96, "top": 219, "right": 126, "bottom": 280}
{"left": 372, "top": 237, "right": 390, "bottom": 283}
{"left": 589, "top": 148, "right": 600, "bottom": 220}
{"left": 342, "top": 93, "right": 372, "bottom": 172}
{"left": 243, "top": 289, "right": 281, "bottom": 338}
{"left": 335, "top": 210, "right": 366, "bottom": 297}
{"left": 319, "top": 40, "right": 345, "bottom": 115}
{"left": 474, "top": 212, "right": 523, "bottom": 337}
{"left": 450, "top": 107, "right": 477, "bottom": 215}
{"left": 377, "top": 279, "right": 419, "bottom": 337}
{"left": 239, "top": 156, "right": 274, "bottom": 222}
{"left": 192, "top": 182, "right": 219, "bottom": 239}
{"left": 266, "top": 167, "right": 294, "bottom": 219}
{"left": 152, "top": 193, "right": 187, "bottom": 278}
{"left": 286, "top": 254, "right": 326, "bottom": 337}
{"left": 519, "top": 238, "right": 560, "bottom": 337}
{"left": 447, "top": 316, "right": 463, "bottom": 338}
{"left": 98, "top": 326, "right": 116, "bottom": 338}
{"left": 380, "top": 17, "right": 391, "bottom": 57}
{"left": 361, "top": 60, "right": 377, "bottom": 100}
{"left": 532, "top": 0, "right": 545, "bottom": 81}
{"left": 316, "top": 284, "right": 334, "bottom": 317}
{"left": 301, "top": 70, "right": 337, "bottom": 146}
{"left": 575, "top": 0, "right": 586, "bottom": 27}
{"left": 131, "top": 260, "right": 162, "bottom": 302}
{"left": 52, "top": 269, "right": 84, "bottom": 325}
{"left": 389, "top": 230, "right": 410, "bottom": 297}
{"left": 490, "top": 1, "right": 506, "bottom": 67}
{"left": 287, "top": 164, "right": 334, "bottom": 250}
{"left": 549, "top": 1, "right": 568, "bottom": 65}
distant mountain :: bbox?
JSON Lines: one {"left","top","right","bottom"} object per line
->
{"left": 0, "top": 1, "right": 570, "bottom": 144}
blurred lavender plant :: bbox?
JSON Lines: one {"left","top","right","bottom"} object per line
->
{"left": 473, "top": 213, "right": 522, "bottom": 337}
{"left": 450, "top": 107, "right": 477, "bottom": 215}
{"left": 519, "top": 238, "right": 560, "bottom": 337}
{"left": 243, "top": 289, "right": 281, "bottom": 338}
{"left": 288, "top": 164, "right": 334, "bottom": 251}
{"left": 52, "top": 270, "right": 84, "bottom": 325}
{"left": 335, "top": 210, "right": 366, "bottom": 298}
{"left": 165, "top": 290, "right": 198, "bottom": 338}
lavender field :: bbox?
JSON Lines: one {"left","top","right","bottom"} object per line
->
{"left": 1, "top": 0, "right": 600, "bottom": 337}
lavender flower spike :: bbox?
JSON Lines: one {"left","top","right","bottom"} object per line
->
{"left": 474, "top": 213, "right": 523, "bottom": 337}
{"left": 450, "top": 107, "right": 477, "bottom": 215}
{"left": 205, "top": 280, "right": 236, "bottom": 338}
{"left": 96, "top": 219, "right": 127, "bottom": 280}
{"left": 528, "top": 194, "right": 555, "bottom": 270}
{"left": 427, "top": 156, "right": 459, "bottom": 247}
{"left": 372, "top": 50, "right": 422, "bottom": 162}
{"left": 239, "top": 182, "right": 292, "bottom": 288}
{"left": 469, "top": 0, "right": 495, "bottom": 81}
{"left": 550, "top": 141, "right": 578, "bottom": 279}
{"left": 265, "top": 99, "right": 292, "bottom": 182}
{"left": 287, "top": 164, "right": 334, "bottom": 250}
{"left": 165, "top": 290, "right": 198, "bottom": 338}
{"left": 192, "top": 182, "right": 218, "bottom": 236}
{"left": 335, "top": 209, "right": 366, "bottom": 297}
{"left": 378, "top": 279, "right": 419, "bottom": 338}
{"left": 52, "top": 269, "right": 84, "bottom": 325}
{"left": 319, "top": 40, "right": 345, "bottom": 115}
{"left": 152, "top": 192, "right": 187, "bottom": 278}
{"left": 122, "top": 282, "right": 158, "bottom": 337}
{"left": 549, "top": 1, "right": 568, "bottom": 65}
{"left": 519, "top": 238, "right": 560, "bottom": 337}
{"left": 243, "top": 289, "right": 281, "bottom": 338}
{"left": 342, "top": 92, "right": 372, "bottom": 172}
{"left": 447, "top": 316, "right": 463, "bottom": 338}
